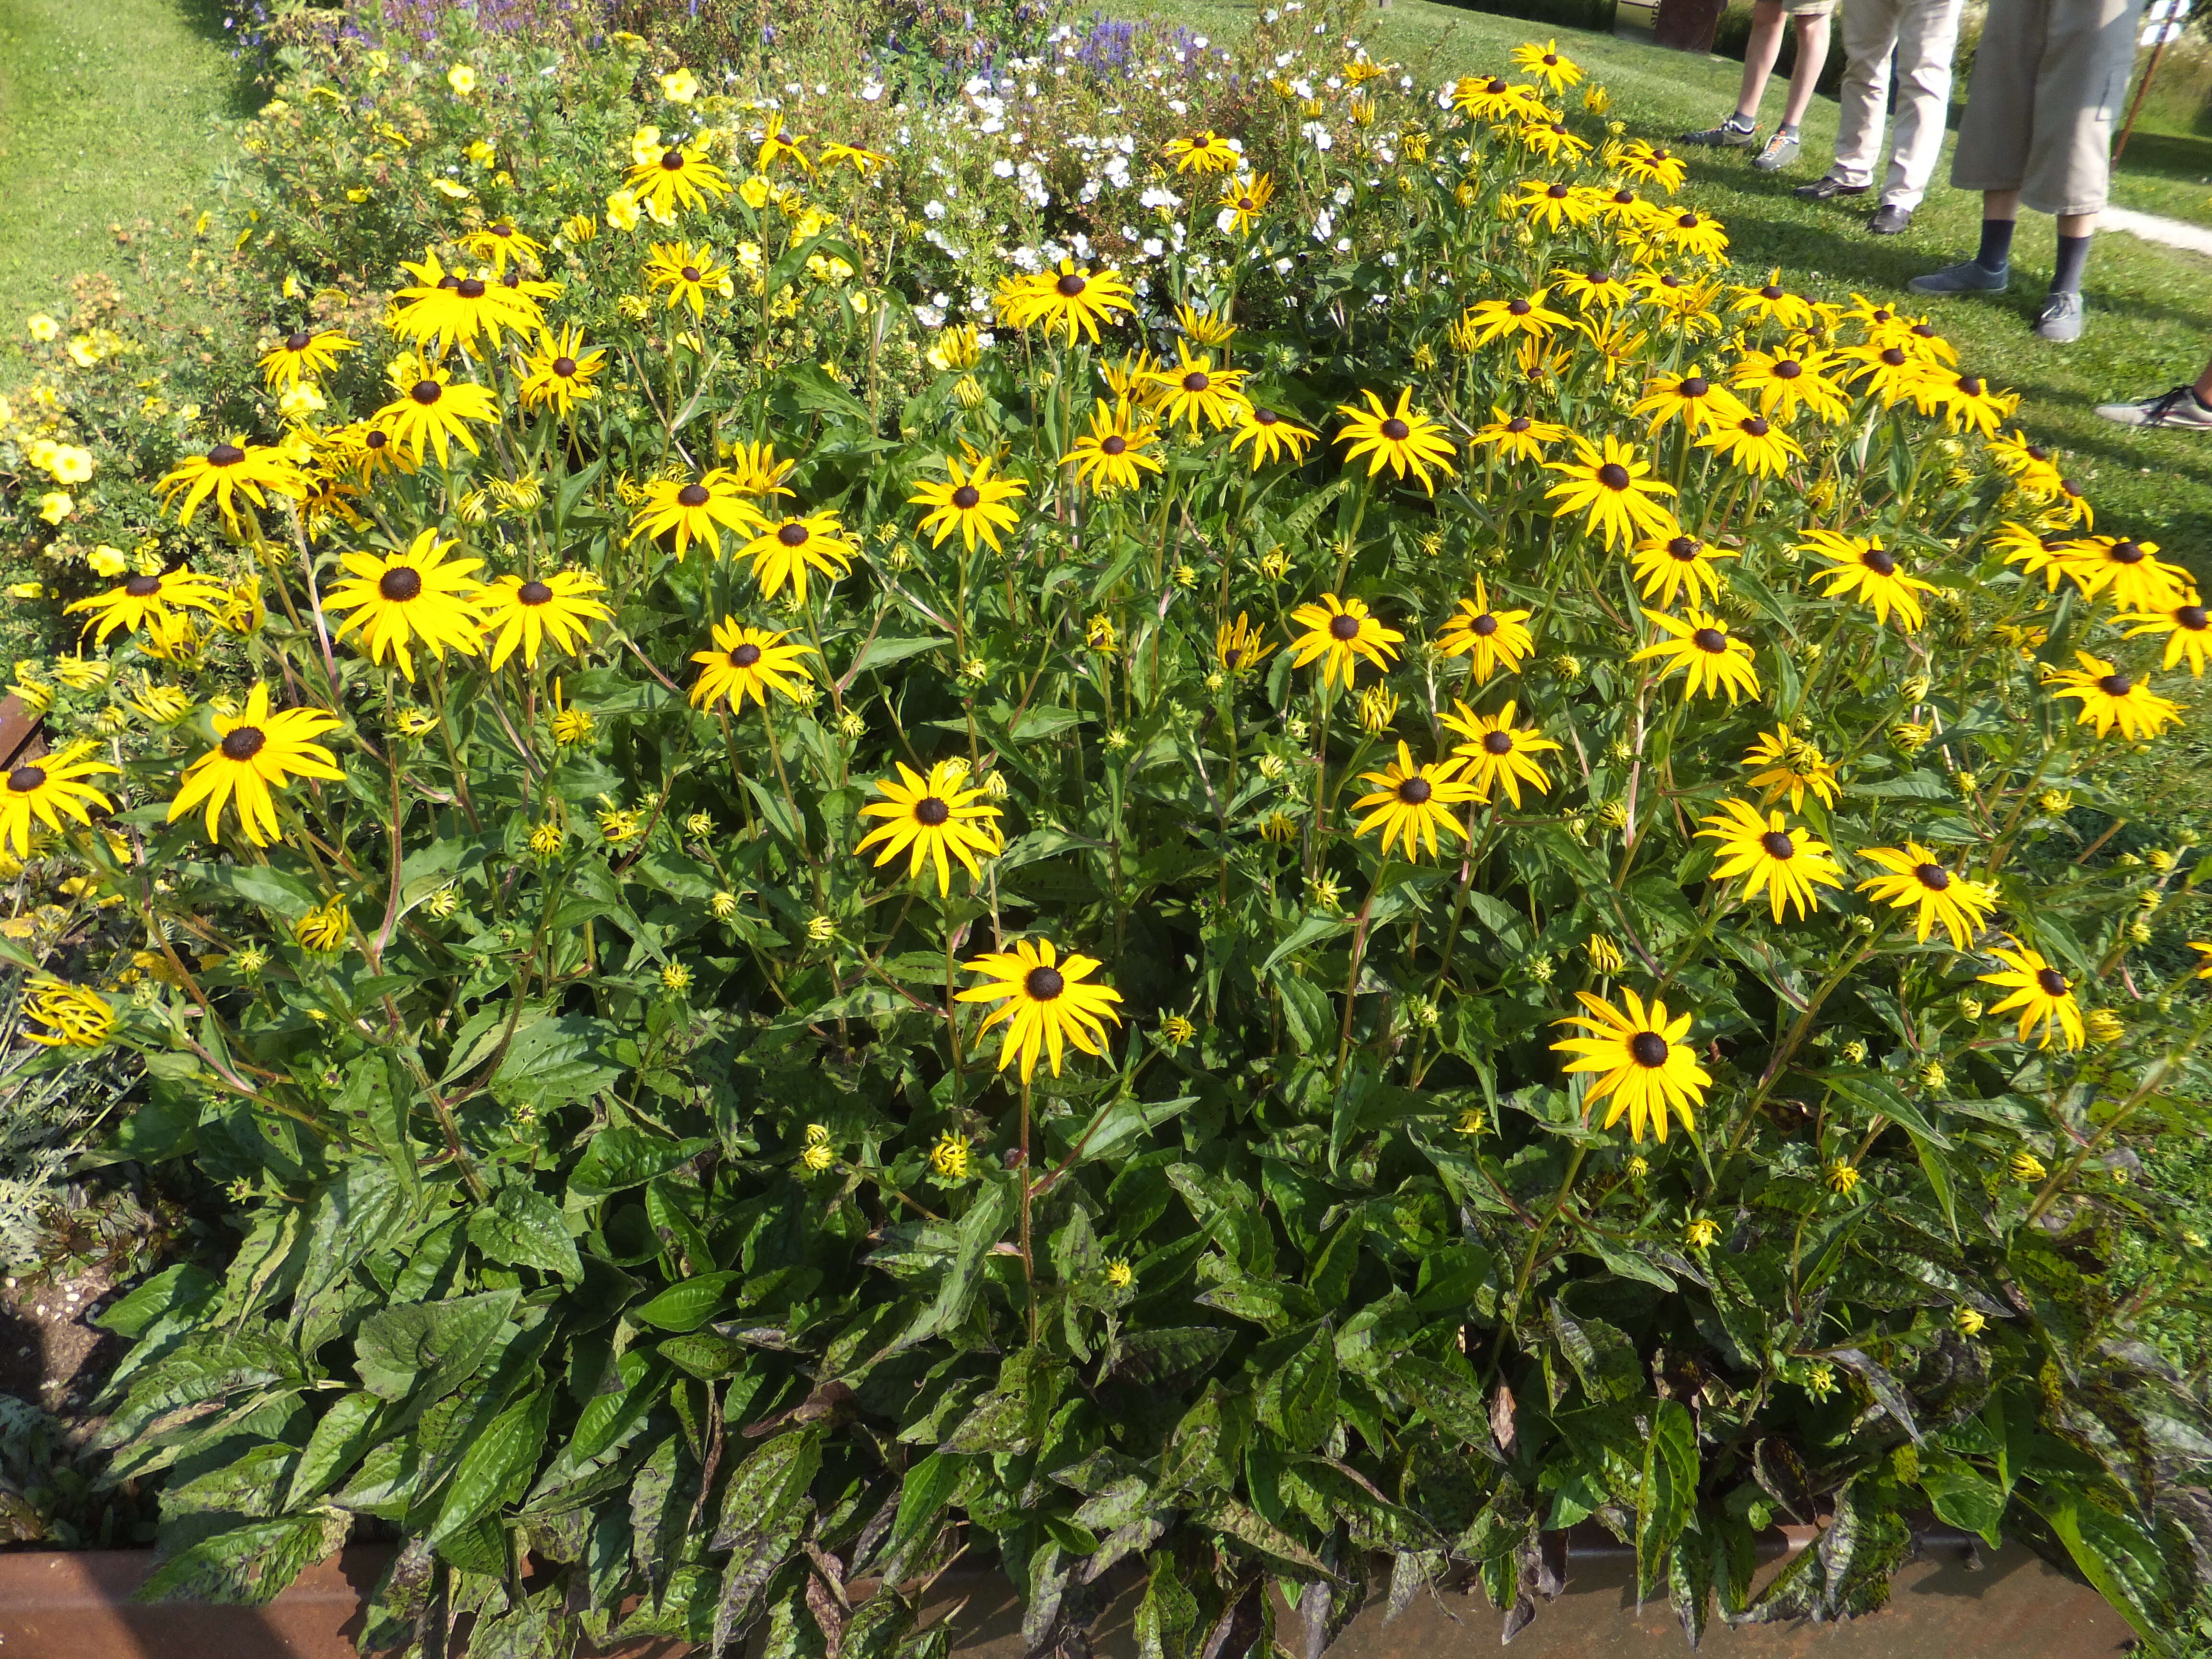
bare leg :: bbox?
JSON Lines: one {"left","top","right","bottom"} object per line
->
{"left": 1983, "top": 189, "right": 2021, "bottom": 220}
{"left": 1780, "top": 12, "right": 1832, "bottom": 129}
{"left": 2057, "top": 212, "right": 2096, "bottom": 238}
{"left": 1735, "top": 0, "right": 1791, "bottom": 119}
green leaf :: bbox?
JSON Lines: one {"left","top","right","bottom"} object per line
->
{"left": 1195, "top": 1497, "right": 1340, "bottom": 1580}
{"left": 468, "top": 1183, "right": 583, "bottom": 1281}
{"left": 1256, "top": 1322, "right": 1338, "bottom": 1451}
{"left": 568, "top": 1129, "right": 710, "bottom": 1201}
{"left": 429, "top": 1390, "right": 550, "bottom": 1546}
{"left": 1637, "top": 1400, "right": 1697, "bottom": 1602}
{"left": 354, "top": 1289, "right": 518, "bottom": 1404}
{"left": 134, "top": 1510, "right": 351, "bottom": 1606}
{"left": 286, "top": 1392, "right": 382, "bottom": 1509}
{"left": 658, "top": 1332, "right": 744, "bottom": 1380}
{"left": 1391, "top": 1356, "right": 1494, "bottom": 1455}
{"left": 1917, "top": 1453, "right": 2004, "bottom": 1546}
{"left": 848, "top": 634, "right": 954, "bottom": 677}
{"left": 2033, "top": 1487, "right": 2173, "bottom": 1642}
{"left": 634, "top": 1271, "right": 741, "bottom": 1332}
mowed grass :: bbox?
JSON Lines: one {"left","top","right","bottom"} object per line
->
{"left": 1108, "top": 0, "right": 2212, "bottom": 578}
{"left": 0, "top": 0, "right": 249, "bottom": 325}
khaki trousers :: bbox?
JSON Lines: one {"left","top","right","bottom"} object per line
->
{"left": 1830, "top": 0, "right": 1966, "bottom": 210}
{"left": 1950, "top": 0, "right": 2147, "bottom": 216}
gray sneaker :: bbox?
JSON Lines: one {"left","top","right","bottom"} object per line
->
{"left": 2036, "top": 290, "right": 2084, "bottom": 343}
{"left": 1907, "top": 259, "right": 2009, "bottom": 296}
{"left": 2095, "top": 385, "right": 2212, "bottom": 428}
{"left": 1680, "top": 118, "right": 1757, "bottom": 148}
{"left": 1751, "top": 131, "right": 1801, "bottom": 171}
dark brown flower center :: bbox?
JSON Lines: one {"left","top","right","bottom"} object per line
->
{"left": 1956, "top": 375, "right": 1982, "bottom": 397}
{"left": 1774, "top": 359, "right": 1802, "bottom": 379}
{"left": 411, "top": 380, "right": 442, "bottom": 405}
{"left": 364, "top": 431, "right": 389, "bottom": 450}
{"left": 208, "top": 443, "right": 247, "bottom": 466}
{"left": 1025, "top": 965, "right": 1065, "bottom": 999}
{"left": 2177, "top": 605, "right": 2210, "bottom": 631}
{"left": 1547, "top": 183, "right": 1570, "bottom": 199}
{"left": 517, "top": 579, "right": 554, "bottom": 605}
{"left": 1862, "top": 547, "right": 1897, "bottom": 576}
{"left": 914, "top": 795, "right": 951, "bottom": 826}
{"left": 951, "top": 484, "right": 981, "bottom": 510}
{"left": 677, "top": 483, "right": 711, "bottom": 507}
{"left": 7, "top": 765, "right": 47, "bottom": 793}
{"left": 1329, "top": 613, "right": 1361, "bottom": 640}
{"left": 731, "top": 642, "right": 763, "bottom": 667}
{"left": 681, "top": 265, "right": 702, "bottom": 283}
{"left": 220, "top": 726, "right": 267, "bottom": 762}
{"left": 1255, "top": 408, "right": 1280, "bottom": 426}
{"left": 1471, "top": 613, "right": 1499, "bottom": 637}
{"left": 1611, "top": 190, "right": 1634, "bottom": 205}
{"left": 2061, "top": 478, "right": 2082, "bottom": 496}
{"left": 1056, "top": 273, "right": 1087, "bottom": 297}
{"left": 1182, "top": 371, "right": 1209, "bottom": 391}
{"left": 2098, "top": 673, "right": 2131, "bottom": 697}
{"left": 1915, "top": 863, "right": 1950, "bottom": 890}
{"left": 1543, "top": 52, "right": 1558, "bottom": 63}
{"left": 124, "top": 574, "right": 163, "bottom": 598}
{"left": 502, "top": 271, "right": 523, "bottom": 289}
{"left": 1741, "top": 417, "right": 1770, "bottom": 437}
{"left": 457, "top": 277, "right": 486, "bottom": 299}
{"left": 2110, "top": 540, "right": 2145, "bottom": 565}
{"left": 1101, "top": 435, "right": 1128, "bottom": 455}
{"left": 1692, "top": 627, "right": 1727, "bottom": 653}
{"left": 438, "top": 275, "right": 460, "bottom": 290}
{"left": 552, "top": 356, "right": 578, "bottom": 376}
{"left": 493, "top": 224, "right": 514, "bottom": 238}
{"left": 661, "top": 149, "right": 685, "bottom": 170}
{"left": 1481, "top": 730, "right": 1513, "bottom": 755}
{"left": 2035, "top": 967, "right": 2068, "bottom": 997}
{"left": 1629, "top": 1031, "right": 1668, "bottom": 1067}
{"left": 1238, "top": 196, "right": 1255, "bottom": 211}
{"left": 285, "top": 329, "right": 313, "bottom": 351}
{"left": 1381, "top": 417, "right": 1411, "bottom": 441}
{"left": 777, "top": 522, "right": 808, "bottom": 547}
{"left": 1759, "top": 830, "right": 1795, "bottom": 860}
{"left": 1880, "top": 348, "right": 1907, "bottom": 367}
{"left": 379, "top": 566, "right": 424, "bottom": 602}
{"left": 1397, "top": 775, "right": 1433, "bottom": 804}
{"left": 1485, "top": 78, "right": 1507, "bottom": 93}
{"left": 1597, "top": 462, "right": 1631, "bottom": 490}
{"left": 1508, "top": 299, "right": 1531, "bottom": 316}
{"left": 1760, "top": 285, "right": 1784, "bottom": 301}
{"left": 1680, "top": 377, "right": 1709, "bottom": 398}
{"left": 1507, "top": 416, "right": 1531, "bottom": 433}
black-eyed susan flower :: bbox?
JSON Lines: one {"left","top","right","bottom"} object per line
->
{"left": 753, "top": 112, "right": 811, "bottom": 172}
{"left": 643, "top": 241, "right": 734, "bottom": 317}
{"left": 625, "top": 139, "right": 734, "bottom": 217}
{"left": 1740, "top": 726, "right": 1838, "bottom": 810}
{"left": 1518, "top": 120, "right": 1593, "bottom": 165}
{"left": 1730, "top": 344, "right": 1849, "bottom": 425}
{"left": 1727, "top": 272, "right": 1815, "bottom": 329}
{"left": 1699, "top": 413, "right": 1803, "bottom": 478}
{"left": 1352, "top": 742, "right": 1480, "bottom": 860}
{"left": 2188, "top": 941, "right": 2212, "bottom": 979}
{"left": 1441, "top": 700, "right": 1560, "bottom": 807}
{"left": 1175, "top": 305, "right": 1238, "bottom": 349}
{"left": 1979, "top": 940, "right": 2085, "bottom": 1050}
{"left": 294, "top": 897, "right": 350, "bottom": 953}
{"left": 1912, "top": 369, "right": 2017, "bottom": 439}
{"left": 65, "top": 567, "right": 228, "bottom": 646}
{"left": 259, "top": 327, "right": 357, "bottom": 390}
{"left": 2059, "top": 536, "right": 2192, "bottom": 613}
{"left": 517, "top": 325, "right": 607, "bottom": 415}
{"left": 956, "top": 937, "right": 1124, "bottom": 1082}
{"left": 1286, "top": 593, "right": 1403, "bottom": 689}
{"left": 1511, "top": 38, "right": 1583, "bottom": 92}
{"left": 1164, "top": 130, "right": 1241, "bottom": 173}
{"left": 0, "top": 741, "right": 115, "bottom": 858}
{"left": 1437, "top": 579, "right": 1534, "bottom": 681}
{"left": 1633, "top": 365, "right": 1750, "bottom": 434}
{"left": 22, "top": 980, "right": 115, "bottom": 1048}
{"left": 1551, "top": 268, "right": 1634, "bottom": 312}
{"left": 1509, "top": 179, "right": 1598, "bottom": 232}
{"left": 1842, "top": 342, "right": 1929, "bottom": 408}
{"left": 156, "top": 437, "right": 306, "bottom": 530}
{"left": 1551, "top": 987, "right": 1709, "bottom": 1143}
{"left": 1630, "top": 532, "right": 1736, "bottom": 610}
{"left": 1660, "top": 208, "right": 1730, "bottom": 262}
{"left": 2121, "top": 595, "right": 2212, "bottom": 675}
{"left": 1064, "top": 398, "right": 1163, "bottom": 492}
{"left": 930, "top": 1130, "right": 973, "bottom": 1181}
{"left": 1215, "top": 612, "right": 1276, "bottom": 675}
{"left": 743, "top": 512, "right": 856, "bottom": 604}
{"left": 854, "top": 760, "right": 1005, "bottom": 895}
{"left": 388, "top": 251, "right": 540, "bottom": 353}
{"left": 1461, "top": 289, "right": 1573, "bottom": 349}
{"left": 1216, "top": 171, "right": 1274, "bottom": 233}
{"left": 1335, "top": 388, "right": 1457, "bottom": 495}
{"left": 1857, "top": 843, "right": 1998, "bottom": 950}
{"left": 479, "top": 569, "right": 610, "bottom": 670}
{"left": 1147, "top": 341, "right": 1250, "bottom": 432}
{"left": 2044, "top": 652, "right": 2182, "bottom": 741}
{"left": 324, "top": 421, "right": 413, "bottom": 490}
{"left": 1546, "top": 436, "right": 1678, "bottom": 550}
{"left": 1468, "top": 408, "right": 1571, "bottom": 466}
{"left": 1451, "top": 75, "right": 1547, "bottom": 122}
{"left": 460, "top": 220, "right": 546, "bottom": 273}
{"left": 322, "top": 531, "right": 487, "bottom": 681}
{"left": 996, "top": 260, "right": 1137, "bottom": 345}
{"left": 1696, "top": 798, "right": 1844, "bottom": 922}
{"left": 819, "top": 139, "right": 889, "bottom": 173}
{"left": 1803, "top": 530, "right": 1939, "bottom": 631}
{"left": 910, "top": 453, "right": 1026, "bottom": 553}
{"left": 167, "top": 680, "right": 344, "bottom": 845}
{"left": 1226, "top": 404, "right": 1316, "bottom": 471}
{"left": 373, "top": 357, "right": 499, "bottom": 467}
{"left": 1635, "top": 609, "right": 1759, "bottom": 704}
{"left": 1614, "top": 139, "right": 1686, "bottom": 191}
{"left": 630, "top": 470, "right": 764, "bottom": 561}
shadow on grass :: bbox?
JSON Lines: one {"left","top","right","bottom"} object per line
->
{"left": 173, "top": 0, "right": 265, "bottom": 118}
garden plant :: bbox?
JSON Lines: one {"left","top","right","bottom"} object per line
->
{"left": 4, "top": 3, "right": 2212, "bottom": 1654}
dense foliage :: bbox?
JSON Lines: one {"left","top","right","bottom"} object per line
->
{"left": 5, "top": 6, "right": 2212, "bottom": 1655}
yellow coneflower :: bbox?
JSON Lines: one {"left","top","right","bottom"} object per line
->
{"left": 1286, "top": 594, "right": 1404, "bottom": 689}
{"left": 956, "top": 937, "right": 1124, "bottom": 1081}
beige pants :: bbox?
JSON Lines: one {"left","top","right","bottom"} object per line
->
{"left": 1950, "top": 0, "right": 2147, "bottom": 216}
{"left": 1831, "top": 0, "right": 1966, "bottom": 209}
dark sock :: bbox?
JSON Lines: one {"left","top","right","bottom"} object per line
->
{"left": 1976, "top": 217, "right": 2016, "bottom": 274}
{"left": 2050, "top": 234, "right": 2092, "bottom": 295}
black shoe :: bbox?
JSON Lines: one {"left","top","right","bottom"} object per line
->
{"left": 1794, "top": 175, "right": 1868, "bottom": 201}
{"left": 1868, "top": 204, "right": 1913, "bottom": 235}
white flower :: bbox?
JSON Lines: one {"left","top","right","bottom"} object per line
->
{"left": 1333, "top": 184, "right": 1353, "bottom": 206}
{"left": 1302, "top": 121, "right": 1333, "bottom": 152}
{"left": 1274, "top": 257, "right": 1295, "bottom": 275}
{"left": 1310, "top": 208, "right": 1334, "bottom": 240}
{"left": 1139, "top": 185, "right": 1181, "bottom": 210}
{"left": 993, "top": 158, "right": 1015, "bottom": 178}
{"left": 861, "top": 82, "right": 884, "bottom": 101}
{"left": 1142, "top": 237, "right": 1166, "bottom": 258}
{"left": 924, "top": 199, "right": 948, "bottom": 220}
{"left": 1216, "top": 208, "right": 1239, "bottom": 234}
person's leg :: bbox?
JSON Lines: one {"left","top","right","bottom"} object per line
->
{"left": 2021, "top": 0, "right": 2137, "bottom": 339}
{"left": 1779, "top": 11, "right": 1835, "bottom": 131}
{"left": 1913, "top": 0, "right": 2036, "bottom": 294}
{"left": 1879, "top": 0, "right": 1966, "bottom": 211}
{"left": 1683, "top": 2, "right": 1791, "bottom": 144}
{"left": 1828, "top": 0, "right": 1902, "bottom": 191}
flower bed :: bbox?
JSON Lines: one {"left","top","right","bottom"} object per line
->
{"left": 2, "top": 5, "right": 2210, "bottom": 1655}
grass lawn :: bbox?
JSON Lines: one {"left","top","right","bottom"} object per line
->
{"left": 1112, "top": 0, "right": 2212, "bottom": 579}
{"left": 0, "top": 0, "right": 249, "bottom": 325}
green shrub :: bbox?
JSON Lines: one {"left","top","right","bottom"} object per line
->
{"left": 4, "top": 9, "right": 2212, "bottom": 1657}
